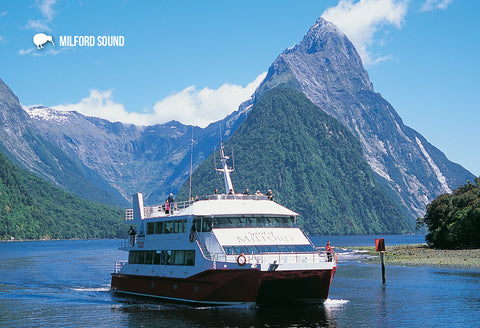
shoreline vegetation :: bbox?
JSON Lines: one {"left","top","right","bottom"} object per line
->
{"left": 354, "top": 244, "right": 480, "bottom": 270}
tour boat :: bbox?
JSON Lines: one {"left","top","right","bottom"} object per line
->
{"left": 111, "top": 143, "right": 337, "bottom": 306}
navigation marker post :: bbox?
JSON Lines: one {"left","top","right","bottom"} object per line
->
{"left": 375, "top": 238, "right": 386, "bottom": 284}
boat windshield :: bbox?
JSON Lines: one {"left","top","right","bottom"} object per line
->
{"left": 223, "top": 244, "right": 315, "bottom": 255}
{"left": 192, "top": 216, "right": 295, "bottom": 232}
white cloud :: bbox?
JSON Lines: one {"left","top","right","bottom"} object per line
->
{"left": 53, "top": 89, "right": 146, "bottom": 125}
{"left": 25, "top": 19, "right": 51, "bottom": 32}
{"left": 37, "top": 0, "right": 57, "bottom": 21}
{"left": 322, "top": 0, "right": 408, "bottom": 65}
{"left": 18, "top": 48, "right": 35, "bottom": 55}
{"left": 151, "top": 73, "right": 266, "bottom": 127}
{"left": 19, "top": 46, "right": 65, "bottom": 56}
{"left": 24, "top": 0, "right": 57, "bottom": 31}
{"left": 52, "top": 72, "right": 267, "bottom": 127}
{"left": 421, "top": 0, "right": 452, "bottom": 11}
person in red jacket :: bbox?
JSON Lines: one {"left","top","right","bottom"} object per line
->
{"left": 326, "top": 241, "right": 332, "bottom": 262}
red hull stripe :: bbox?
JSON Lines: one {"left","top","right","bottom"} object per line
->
{"left": 111, "top": 268, "right": 336, "bottom": 305}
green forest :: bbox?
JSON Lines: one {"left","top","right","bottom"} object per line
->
{"left": 0, "top": 150, "right": 124, "bottom": 240}
{"left": 419, "top": 178, "right": 480, "bottom": 248}
{"left": 177, "top": 87, "right": 412, "bottom": 235}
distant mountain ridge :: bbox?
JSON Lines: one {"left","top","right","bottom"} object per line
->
{"left": 20, "top": 102, "right": 248, "bottom": 204}
{"left": 0, "top": 16, "right": 474, "bottom": 232}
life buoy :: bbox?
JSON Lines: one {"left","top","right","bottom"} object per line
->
{"left": 189, "top": 232, "right": 195, "bottom": 242}
{"left": 237, "top": 254, "right": 247, "bottom": 266}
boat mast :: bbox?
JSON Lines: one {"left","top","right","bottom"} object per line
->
{"left": 216, "top": 142, "right": 234, "bottom": 194}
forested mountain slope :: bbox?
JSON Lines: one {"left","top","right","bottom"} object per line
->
{"left": 178, "top": 88, "right": 411, "bottom": 235}
{"left": 0, "top": 150, "right": 124, "bottom": 240}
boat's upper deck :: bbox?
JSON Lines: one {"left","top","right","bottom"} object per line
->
{"left": 126, "top": 193, "right": 298, "bottom": 221}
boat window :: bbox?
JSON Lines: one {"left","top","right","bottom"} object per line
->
{"left": 244, "top": 246, "right": 258, "bottom": 254}
{"left": 146, "top": 222, "right": 155, "bottom": 235}
{"left": 160, "top": 250, "right": 167, "bottom": 265}
{"left": 136, "top": 251, "right": 145, "bottom": 264}
{"left": 304, "top": 244, "right": 315, "bottom": 252}
{"left": 173, "top": 220, "right": 180, "bottom": 233}
{"left": 145, "top": 250, "right": 153, "bottom": 264}
{"left": 174, "top": 250, "right": 185, "bottom": 265}
{"left": 153, "top": 251, "right": 161, "bottom": 265}
{"left": 185, "top": 250, "right": 195, "bottom": 266}
{"left": 286, "top": 245, "right": 297, "bottom": 252}
{"left": 166, "top": 250, "right": 173, "bottom": 265}
{"left": 128, "top": 250, "right": 195, "bottom": 266}
{"left": 128, "top": 251, "right": 136, "bottom": 264}
{"left": 231, "top": 218, "right": 242, "bottom": 228}
{"left": 182, "top": 219, "right": 187, "bottom": 233}
{"left": 255, "top": 245, "right": 268, "bottom": 253}
{"left": 232, "top": 246, "right": 246, "bottom": 254}
{"left": 164, "top": 221, "right": 172, "bottom": 234}
{"left": 244, "top": 218, "right": 255, "bottom": 227}
{"left": 192, "top": 217, "right": 202, "bottom": 232}
{"left": 155, "top": 221, "right": 163, "bottom": 234}
{"left": 207, "top": 216, "right": 296, "bottom": 228}
{"left": 221, "top": 244, "right": 316, "bottom": 255}
{"left": 267, "top": 245, "right": 280, "bottom": 253}
{"left": 223, "top": 246, "right": 234, "bottom": 255}
{"left": 202, "top": 218, "right": 213, "bottom": 232}
{"left": 295, "top": 245, "right": 314, "bottom": 252}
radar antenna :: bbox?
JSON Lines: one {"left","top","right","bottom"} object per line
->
{"left": 215, "top": 142, "right": 235, "bottom": 194}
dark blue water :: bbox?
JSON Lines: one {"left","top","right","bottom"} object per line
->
{"left": 1, "top": 237, "right": 479, "bottom": 327}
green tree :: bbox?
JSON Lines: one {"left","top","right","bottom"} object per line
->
{"left": 421, "top": 178, "right": 480, "bottom": 248}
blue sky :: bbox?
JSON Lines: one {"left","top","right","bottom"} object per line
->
{"left": 0, "top": 0, "right": 478, "bottom": 176}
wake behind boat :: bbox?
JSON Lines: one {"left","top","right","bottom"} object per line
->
{"left": 111, "top": 143, "right": 337, "bottom": 306}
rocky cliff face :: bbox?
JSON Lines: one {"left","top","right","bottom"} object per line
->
{"left": 251, "top": 17, "right": 474, "bottom": 218}
{"left": 0, "top": 79, "right": 124, "bottom": 205}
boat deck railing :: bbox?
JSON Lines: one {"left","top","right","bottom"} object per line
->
{"left": 114, "top": 260, "right": 127, "bottom": 273}
{"left": 205, "top": 250, "right": 336, "bottom": 266}
{"left": 124, "top": 193, "right": 270, "bottom": 221}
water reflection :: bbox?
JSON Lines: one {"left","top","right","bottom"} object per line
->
{"left": 113, "top": 296, "right": 338, "bottom": 328}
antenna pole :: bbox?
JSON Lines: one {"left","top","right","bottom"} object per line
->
{"left": 215, "top": 142, "right": 235, "bottom": 194}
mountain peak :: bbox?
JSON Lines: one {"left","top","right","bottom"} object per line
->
{"left": 289, "top": 17, "right": 346, "bottom": 55}
{"left": 25, "top": 105, "right": 78, "bottom": 124}
{"left": 254, "top": 17, "right": 372, "bottom": 103}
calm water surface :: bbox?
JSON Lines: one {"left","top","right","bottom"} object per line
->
{"left": 1, "top": 236, "right": 479, "bottom": 327}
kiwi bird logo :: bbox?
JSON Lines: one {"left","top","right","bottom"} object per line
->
{"left": 33, "top": 33, "right": 55, "bottom": 49}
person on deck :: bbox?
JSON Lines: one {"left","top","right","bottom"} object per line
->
{"left": 167, "top": 193, "right": 175, "bottom": 214}
{"left": 326, "top": 241, "right": 333, "bottom": 262}
{"left": 266, "top": 189, "right": 274, "bottom": 201}
{"left": 128, "top": 226, "right": 136, "bottom": 246}
{"left": 165, "top": 199, "right": 170, "bottom": 214}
